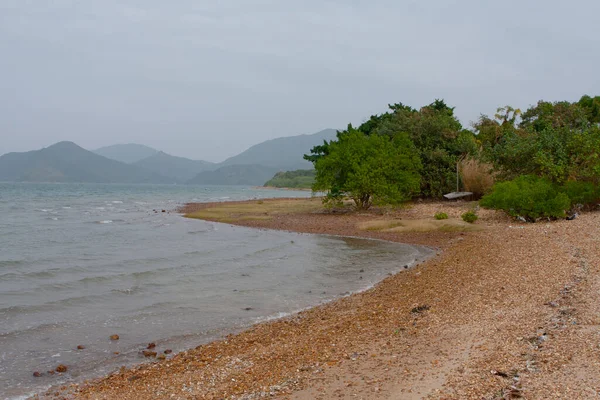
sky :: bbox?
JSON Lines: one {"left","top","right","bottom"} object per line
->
{"left": 1, "top": 1, "right": 599, "bottom": 162}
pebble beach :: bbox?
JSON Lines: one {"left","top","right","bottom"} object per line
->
{"left": 37, "top": 199, "right": 600, "bottom": 399}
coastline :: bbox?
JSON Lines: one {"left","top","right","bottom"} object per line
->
{"left": 40, "top": 199, "right": 600, "bottom": 399}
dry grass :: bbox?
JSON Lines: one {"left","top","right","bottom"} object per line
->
{"left": 459, "top": 157, "right": 495, "bottom": 197}
{"left": 358, "top": 218, "right": 484, "bottom": 233}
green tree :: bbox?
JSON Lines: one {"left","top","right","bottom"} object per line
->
{"left": 312, "top": 129, "right": 421, "bottom": 209}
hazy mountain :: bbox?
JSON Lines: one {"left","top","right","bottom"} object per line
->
{"left": 93, "top": 143, "right": 158, "bottom": 164}
{"left": 133, "top": 151, "right": 216, "bottom": 182}
{"left": 187, "top": 164, "right": 279, "bottom": 186}
{"left": 0, "top": 141, "right": 172, "bottom": 183}
{"left": 219, "top": 129, "right": 337, "bottom": 170}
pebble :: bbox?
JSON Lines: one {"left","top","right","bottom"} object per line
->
{"left": 33, "top": 371, "right": 42, "bottom": 377}
{"left": 56, "top": 364, "right": 68, "bottom": 373}
{"left": 147, "top": 342, "right": 156, "bottom": 349}
{"left": 77, "top": 345, "right": 86, "bottom": 350}
{"left": 164, "top": 349, "right": 173, "bottom": 354}
{"left": 142, "top": 350, "right": 157, "bottom": 358}
{"left": 110, "top": 334, "right": 120, "bottom": 341}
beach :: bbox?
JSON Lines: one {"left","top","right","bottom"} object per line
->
{"left": 39, "top": 198, "right": 600, "bottom": 399}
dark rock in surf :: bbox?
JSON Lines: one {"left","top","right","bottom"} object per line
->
{"left": 142, "top": 350, "right": 157, "bottom": 358}
{"left": 55, "top": 364, "right": 68, "bottom": 373}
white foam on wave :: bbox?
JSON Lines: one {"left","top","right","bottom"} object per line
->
{"left": 62, "top": 206, "right": 72, "bottom": 209}
{"left": 51, "top": 217, "right": 59, "bottom": 221}
{"left": 111, "top": 201, "right": 123, "bottom": 204}
{"left": 95, "top": 207, "right": 105, "bottom": 210}
{"left": 98, "top": 220, "right": 113, "bottom": 224}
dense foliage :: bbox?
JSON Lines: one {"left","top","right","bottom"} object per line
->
{"left": 480, "top": 175, "right": 571, "bottom": 221}
{"left": 475, "top": 97, "right": 600, "bottom": 187}
{"left": 312, "top": 129, "right": 421, "bottom": 209}
{"left": 264, "top": 169, "right": 315, "bottom": 189}
{"left": 475, "top": 95, "right": 600, "bottom": 219}
{"left": 305, "top": 94, "right": 600, "bottom": 216}
{"left": 306, "top": 100, "right": 477, "bottom": 203}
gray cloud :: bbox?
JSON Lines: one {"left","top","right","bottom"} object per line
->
{"left": 1, "top": 0, "right": 599, "bottom": 161}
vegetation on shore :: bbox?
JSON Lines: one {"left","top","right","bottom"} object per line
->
{"left": 263, "top": 169, "right": 315, "bottom": 189}
{"left": 304, "top": 95, "right": 600, "bottom": 220}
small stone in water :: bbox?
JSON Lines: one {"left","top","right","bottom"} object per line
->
{"left": 55, "top": 364, "right": 68, "bottom": 373}
{"left": 77, "top": 345, "right": 86, "bottom": 350}
{"left": 110, "top": 334, "right": 120, "bottom": 341}
{"left": 164, "top": 349, "right": 173, "bottom": 354}
{"left": 157, "top": 354, "right": 166, "bottom": 360}
{"left": 147, "top": 342, "right": 156, "bottom": 349}
{"left": 142, "top": 350, "right": 157, "bottom": 358}
{"left": 33, "top": 371, "right": 42, "bottom": 377}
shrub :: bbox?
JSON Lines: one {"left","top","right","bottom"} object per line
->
{"left": 562, "top": 181, "right": 600, "bottom": 209}
{"left": 459, "top": 157, "right": 495, "bottom": 198}
{"left": 480, "top": 175, "right": 570, "bottom": 221}
{"left": 434, "top": 212, "right": 448, "bottom": 220}
{"left": 461, "top": 211, "right": 478, "bottom": 223}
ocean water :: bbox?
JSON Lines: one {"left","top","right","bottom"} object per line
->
{"left": 0, "top": 183, "right": 432, "bottom": 399}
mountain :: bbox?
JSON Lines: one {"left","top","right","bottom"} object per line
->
{"left": 187, "top": 164, "right": 279, "bottom": 186}
{"left": 133, "top": 151, "right": 216, "bottom": 182}
{"left": 219, "top": 129, "right": 337, "bottom": 170}
{"left": 93, "top": 143, "right": 158, "bottom": 164}
{"left": 0, "top": 141, "right": 172, "bottom": 183}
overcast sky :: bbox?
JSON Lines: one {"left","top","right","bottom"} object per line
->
{"left": 1, "top": 1, "right": 599, "bottom": 162}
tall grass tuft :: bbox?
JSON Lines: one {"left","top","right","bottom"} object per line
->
{"left": 459, "top": 157, "right": 495, "bottom": 198}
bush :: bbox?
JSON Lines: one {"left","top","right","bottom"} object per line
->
{"left": 562, "top": 181, "right": 600, "bottom": 209}
{"left": 461, "top": 211, "right": 478, "bottom": 223}
{"left": 434, "top": 212, "right": 448, "bottom": 220}
{"left": 480, "top": 175, "right": 570, "bottom": 221}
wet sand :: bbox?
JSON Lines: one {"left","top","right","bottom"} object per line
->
{"left": 39, "top": 199, "right": 600, "bottom": 399}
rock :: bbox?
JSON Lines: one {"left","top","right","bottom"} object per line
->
{"left": 157, "top": 354, "right": 166, "bottom": 360}
{"left": 142, "top": 350, "right": 157, "bottom": 358}
{"left": 411, "top": 305, "right": 430, "bottom": 314}
{"left": 110, "top": 334, "right": 119, "bottom": 341}
{"left": 47, "top": 370, "right": 55, "bottom": 375}
{"left": 113, "top": 352, "right": 120, "bottom": 355}
{"left": 55, "top": 364, "right": 68, "bottom": 373}
{"left": 243, "top": 307, "right": 253, "bottom": 311}
{"left": 359, "top": 269, "right": 364, "bottom": 273}
{"left": 403, "top": 265, "right": 408, "bottom": 269}
{"left": 161, "top": 210, "right": 166, "bottom": 213}
{"left": 164, "top": 349, "right": 173, "bottom": 354}
{"left": 77, "top": 345, "right": 86, "bottom": 350}
{"left": 33, "top": 371, "right": 43, "bottom": 377}
{"left": 147, "top": 342, "right": 156, "bottom": 349}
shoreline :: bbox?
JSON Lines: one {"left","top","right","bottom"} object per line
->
{"left": 39, "top": 198, "right": 600, "bottom": 399}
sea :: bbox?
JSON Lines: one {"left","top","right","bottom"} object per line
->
{"left": 0, "top": 183, "right": 432, "bottom": 399}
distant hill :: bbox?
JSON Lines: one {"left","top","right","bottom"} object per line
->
{"left": 264, "top": 169, "right": 315, "bottom": 189}
{"left": 187, "top": 164, "right": 279, "bottom": 186}
{"left": 93, "top": 143, "right": 158, "bottom": 164}
{"left": 0, "top": 141, "right": 172, "bottom": 183}
{"left": 133, "top": 151, "right": 216, "bottom": 182}
{"left": 219, "top": 129, "right": 337, "bottom": 170}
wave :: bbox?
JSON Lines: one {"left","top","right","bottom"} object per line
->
{"left": 97, "top": 220, "right": 112, "bottom": 224}
{"left": 0, "top": 260, "right": 24, "bottom": 268}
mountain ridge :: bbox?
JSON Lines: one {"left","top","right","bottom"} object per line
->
{"left": 0, "top": 141, "right": 172, "bottom": 183}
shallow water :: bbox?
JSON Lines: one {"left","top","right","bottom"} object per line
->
{"left": 0, "top": 183, "right": 432, "bottom": 399}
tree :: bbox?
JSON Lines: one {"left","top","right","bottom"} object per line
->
{"left": 312, "top": 129, "right": 421, "bottom": 209}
